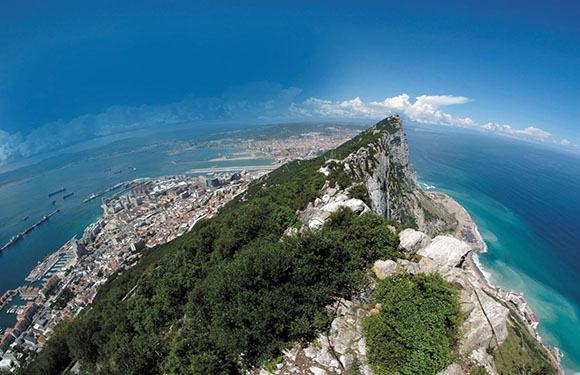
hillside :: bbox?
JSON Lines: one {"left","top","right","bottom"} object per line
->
{"left": 15, "top": 116, "right": 557, "bottom": 375}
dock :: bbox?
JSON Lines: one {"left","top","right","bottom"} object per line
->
{"left": 185, "top": 165, "right": 276, "bottom": 174}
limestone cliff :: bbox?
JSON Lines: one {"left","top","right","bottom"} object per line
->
{"left": 340, "top": 115, "right": 455, "bottom": 235}
{"left": 256, "top": 116, "right": 556, "bottom": 375}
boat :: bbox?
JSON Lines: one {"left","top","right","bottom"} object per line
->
{"left": 48, "top": 188, "right": 66, "bottom": 197}
{"left": 51, "top": 200, "right": 57, "bottom": 205}
{"left": 23, "top": 216, "right": 29, "bottom": 221}
{"left": 63, "top": 192, "right": 74, "bottom": 199}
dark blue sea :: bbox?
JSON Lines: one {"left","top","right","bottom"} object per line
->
{"left": 0, "top": 124, "right": 578, "bottom": 372}
{"left": 407, "top": 125, "right": 580, "bottom": 373}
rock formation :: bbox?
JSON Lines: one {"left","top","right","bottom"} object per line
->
{"left": 256, "top": 116, "right": 510, "bottom": 375}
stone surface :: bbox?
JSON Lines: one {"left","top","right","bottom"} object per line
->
{"left": 437, "top": 363, "right": 467, "bottom": 375}
{"left": 399, "top": 228, "right": 431, "bottom": 252}
{"left": 254, "top": 299, "right": 374, "bottom": 375}
{"left": 299, "top": 185, "right": 371, "bottom": 231}
{"left": 372, "top": 259, "right": 398, "bottom": 279}
{"left": 417, "top": 235, "right": 471, "bottom": 268}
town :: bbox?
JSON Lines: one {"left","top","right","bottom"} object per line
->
{"left": 0, "top": 171, "right": 262, "bottom": 371}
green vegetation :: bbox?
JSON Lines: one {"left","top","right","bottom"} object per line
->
{"left": 19, "top": 117, "right": 474, "bottom": 375}
{"left": 52, "top": 287, "right": 75, "bottom": 310}
{"left": 327, "top": 161, "right": 353, "bottom": 189}
{"left": 492, "top": 313, "right": 557, "bottom": 375}
{"left": 363, "top": 273, "right": 463, "bottom": 375}
{"left": 18, "top": 152, "right": 400, "bottom": 374}
{"left": 374, "top": 116, "right": 402, "bottom": 135}
{"left": 348, "top": 183, "right": 372, "bottom": 207}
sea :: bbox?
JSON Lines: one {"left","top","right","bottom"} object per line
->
{"left": 0, "top": 126, "right": 274, "bottom": 333}
{"left": 0, "top": 124, "right": 578, "bottom": 373}
{"left": 407, "top": 125, "right": 580, "bottom": 374}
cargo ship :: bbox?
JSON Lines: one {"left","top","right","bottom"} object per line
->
{"left": 48, "top": 188, "right": 66, "bottom": 197}
{"left": 63, "top": 192, "right": 74, "bottom": 199}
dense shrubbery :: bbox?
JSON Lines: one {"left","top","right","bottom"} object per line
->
{"left": 348, "top": 183, "right": 372, "bottom": 207}
{"left": 363, "top": 273, "right": 463, "bottom": 375}
{"left": 18, "top": 155, "right": 400, "bottom": 374}
{"left": 327, "top": 161, "right": 353, "bottom": 189}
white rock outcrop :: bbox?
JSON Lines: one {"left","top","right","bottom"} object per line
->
{"left": 399, "top": 228, "right": 431, "bottom": 252}
{"left": 417, "top": 235, "right": 471, "bottom": 268}
{"left": 437, "top": 363, "right": 467, "bottom": 375}
{"left": 299, "top": 188, "right": 371, "bottom": 231}
{"left": 372, "top": 259, "right": 398, "bottom": 280}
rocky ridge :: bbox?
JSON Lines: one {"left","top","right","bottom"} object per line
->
{"left": 256, "top": 116, "right": 514, "bottom": 375}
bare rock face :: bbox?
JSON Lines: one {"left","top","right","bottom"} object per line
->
{"left": 399, "top": 228, "right": 431, "bottom": 252}
{"left": 255, "top": 300, "right": 374, "bottom": 375}
{"left": 372, "top": 259, "right": 398, "bottom": 279}
{"left": 437, "top": 363, "right": 467, "bottom": 375}
{"left": 343, "top": 116, "right": 418, "bottom": 223}
{"left": 417, "top": 236, "right": 471, "bottom": 268}
{"left": 339, "top": 116, "right": 452, "bottom": 236}
{"left": 402, "top": 230, "right": 509, "bottom": 368}
{"left": 299, "top": 186, "right": 371, "bottom": 231}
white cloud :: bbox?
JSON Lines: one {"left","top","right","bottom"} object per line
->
{"left": 0, "top": 82, "right": 302, "bottom": 165}
{"left": 0, "top": 86, "right": 570, "bottom": 165}
{"left": 292, "top": 93, "right": 476, "bottom": 128}
{"left": 291, "top": 93, "right": 556, "bottom": 143}
{"left": 561, "top": 139, "right": 571, "bottom": 146}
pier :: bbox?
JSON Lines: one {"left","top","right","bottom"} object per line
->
{"left": 82, "top": 183, "right": 123, "bottom": 203}
{"left": 0, "top": 209, "right": 60, "bottom": 253}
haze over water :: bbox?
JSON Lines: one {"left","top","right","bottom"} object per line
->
{"left": 407, "top": 126, "right": 580, "bottom": 373}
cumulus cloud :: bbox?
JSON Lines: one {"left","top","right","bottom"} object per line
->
{"left": 291, "top": 93, "right": 476, "bottom": 128}
{"left": 0, "top": 85, "right": 567, "bottom": 165}
{"left": 479, "top": 122, "right": 551, "bottom": 141}
{"left": 561, "top": 139, "right": 571, "bottom": 146}
{"left": 0, "top": 130, "right": 23, "bottom": 164}
{"left": 291, "top": 94, "right": 556, "bottom": 142}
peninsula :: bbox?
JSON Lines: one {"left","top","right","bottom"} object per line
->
{"left": 3, "top": 117, "right": 561, "bottom": 375}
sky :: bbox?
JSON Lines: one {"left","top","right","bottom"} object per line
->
{"left": 0, "top": 0, "right": 579, "bottom": 164}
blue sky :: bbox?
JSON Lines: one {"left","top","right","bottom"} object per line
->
{"left": 0, "top": 0, "right": 579, "bottom": 163}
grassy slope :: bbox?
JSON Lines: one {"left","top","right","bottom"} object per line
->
{"left": 493, "top": 313, "right": 558, "bottom": 375}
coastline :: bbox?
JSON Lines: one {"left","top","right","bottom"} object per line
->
{"left": 428, "top": 190, "right": 564, "bottom": 373}
{"left": 426, "top": 191, "right": 494, "bottom": 288}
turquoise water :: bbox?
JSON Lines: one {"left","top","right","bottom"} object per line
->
{"left": 407, "top": 126, "right": 580, "bottom": 374}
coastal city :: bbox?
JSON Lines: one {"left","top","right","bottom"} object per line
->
{"left": 0, "top": 128, "right": 360, "bottom": 372}
{"left": 0, "top": 171, "right": 262, "bottom": 371}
